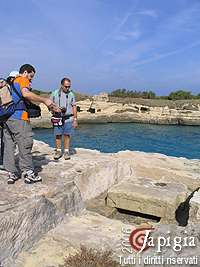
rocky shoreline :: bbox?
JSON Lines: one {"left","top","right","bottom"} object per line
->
{"left": 31, "top": 95, "right": 200, "bottom": 128}
{"left": 0, "top": 140, "right": 200, "bottom": 267}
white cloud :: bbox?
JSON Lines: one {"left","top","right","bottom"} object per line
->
{"left": 96, "top": 12, "right": 132, "bottom": 48}
{"left": 159, "top": 4, "right": 200, "bottom": 33}
{"left": 100, "top": 4, "right": 200, "bottom": 71}
{"left": 131, "top": 40, "right": 200, "bottom": 69}
{"left": 137, "top": 9, "right": 158, "bottom": 18}
{"left": 113, "top": 29, "right": 141, "bottom": 41}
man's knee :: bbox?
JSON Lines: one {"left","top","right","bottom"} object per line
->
{"left": 23, "top": 132, "right": 33, "bottom": 150}
{"left": 16, "top": 130, "right": 33, "bottom": 156}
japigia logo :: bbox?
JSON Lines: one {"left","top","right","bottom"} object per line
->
{"left": 129, "top": 228, "right": 196, "bottom": 253}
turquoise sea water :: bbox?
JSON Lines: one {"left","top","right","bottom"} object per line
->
{"left": 33, "top": 123, "right": 200, "bottom": 159}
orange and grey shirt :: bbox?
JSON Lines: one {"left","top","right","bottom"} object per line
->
{"left": 10, "top": 76, "right": 30, "bottom": 121}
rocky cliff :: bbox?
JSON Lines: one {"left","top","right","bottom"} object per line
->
{"left": 31, "top": 96, "right": 200, "bottom": 127}
{"left": 0, "top": 140, "right": 200, "bottom": 266}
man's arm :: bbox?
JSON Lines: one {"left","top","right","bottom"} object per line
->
{"left": 21, "top": 88, "right": 60, "bottom": 112}
{"left": 72, "top": 105, "right": 78, "bottom": 128}
{"left": 71, "top": 92, "right": 78, "bottom": 127}
{"left": 72, "top": 105, "right": 77, "bottom": 119}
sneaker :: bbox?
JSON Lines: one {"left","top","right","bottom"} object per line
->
{"left": 22, "top": 170, "right": 42, "bottom": 184}
{"left": 7, "top": 172, "right": 19, "bottom": 184}
{"left": 63, "top": 151, "right": 71, "bottom": 160}
{"left": 54, "top": 149, "right": 62, "bottom": 160}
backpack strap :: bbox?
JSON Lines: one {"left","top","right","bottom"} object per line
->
{"left": 0, "top": 122, "right": 15, "bottom": 142}
{"left": 11, "top": 84, "right": 24, "bottom": 104}
{"left": 51, "top": 89, "right": 60, "bottom": 105}
{"left": 58, "top": 89, "right": 69, "bottom": 106}
{"left": 11, "top": 84, "right": 27, "bottom": 110}
{"left": 58, "top": 89, "right": 61, "bottom": 107}
{"left": 0, "top": 123, "right": 15, "bottom": 167}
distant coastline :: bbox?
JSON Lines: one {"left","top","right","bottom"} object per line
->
{"left": 31, "top": 93, "right": 200, "bottom": 128}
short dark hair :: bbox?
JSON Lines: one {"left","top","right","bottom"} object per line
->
{"left": 19, "top": 64, "right": 36, "bottom": 74}
{"left": 61, "top": 77, "right": 71, "bottom": 85}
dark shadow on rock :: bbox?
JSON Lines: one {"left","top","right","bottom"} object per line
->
{"left": 70, "top": 148, "right": 77, "bottom": 155}
{"left": 12, "top": 151, "right": 53, "bottom": 174}
{"left": 32, "top": 152, "right": 54, "bottom": 173}
{"left": 32, "top": 153, "right": 49, "bottom": 161}
{"left": 3, "top": 148, "right": 77, "bottom": 175}
{"left": 175, "top": 187, "right": 200, "bottom": 227}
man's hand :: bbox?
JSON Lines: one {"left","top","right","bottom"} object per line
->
{"left": 44, "top": 99, "right": 61, "bottom": 113}
{"left": 52, "top": 105, "right": 61, "bottom": 113}
{"left": 48, "top": 104, "right": 61, "bottom": 113}
{"left": 73, "top": 119, "right": 78, "bottom": 128}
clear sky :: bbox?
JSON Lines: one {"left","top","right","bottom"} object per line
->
{"left": 1, "top": 0, "right": 200, "bottom": 95}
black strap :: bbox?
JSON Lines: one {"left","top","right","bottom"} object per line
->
{"left": 0, "top": 122, "right": 15, "bottom": 141}
{"left": 0, "top": 122, "right": 15, "bottom": 164}
{"left": 59, "top": 90, "right": 61, "bottom": 107}
{"left": 4, "top": 123, "right": 15, "bottom": 142}
{"left": 58, "top": 89, "right": 69, "bottom": 108}
{"left": 0, "top": 124, "right": 4, "bottom": 164}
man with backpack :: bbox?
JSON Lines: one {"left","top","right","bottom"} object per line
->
{"left": 0, "top": 71, "right": 19, "bottom": 168}
{"left": 1, "top": 64, "right": 59, "bottom": 184}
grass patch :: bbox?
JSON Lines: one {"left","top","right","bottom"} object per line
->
{"left": 59, "top": 245, "right": 119, "bottom": 267}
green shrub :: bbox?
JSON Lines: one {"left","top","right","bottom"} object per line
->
{"left": 109, "top": 88, "right": 200, "bottom": 100}
{"left": 168, "top": 90, "right": 193, "bottom": 100}
{"left": 109, "top": 89, "right": 156, "bottom": 99}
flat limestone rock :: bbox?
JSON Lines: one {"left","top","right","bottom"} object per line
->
{"left": 113, "top": 150, "right": 200, "bottom": 192}
{"left": 189, "top": 189, "right": 200, "bottom": 224}
{"left": 107, "top": 177, "right": 188, "bottom": 223}
{"left": 15, "top": 211, "right": 132, "bottom": 267}
{"left": 0, "top": 140, "right": 132, "bottom": 265}
{"left": 1, "top": 140, "right": 200, "bottom": 266}
{"left": 15, "top": 213, "right": 200, "bottom": 267}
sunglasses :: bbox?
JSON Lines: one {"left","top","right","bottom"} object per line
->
{"left": 64, "top": 85, "right": 71, "bottom": 89}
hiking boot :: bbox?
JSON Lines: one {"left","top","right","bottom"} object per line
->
{"left": 7, "top": 172, "right": 19, "bottom": 184}
{"left": 54, "top": 149, "right": 62, "bottom": 160}
{"left": 63, "top": 151, "right": 71, "bottom": 160}
{"left": 22, "top": 170, "right": 42, "bottom": 184}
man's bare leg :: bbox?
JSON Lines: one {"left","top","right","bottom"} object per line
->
{"left": 64, "top": 135, "right": 70, "bottom": 150}
{"left": 55, "top": 135, "right": 62, "bottom": 150}
{"left": 54, "top": 135, "right": 62, "bottom": 160}
{"left": 63, "top": 135, "right": 70, "bottom": 159}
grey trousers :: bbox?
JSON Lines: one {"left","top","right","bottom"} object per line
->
{"left": 3, "top": 119, "right": 34, "bottom": 173}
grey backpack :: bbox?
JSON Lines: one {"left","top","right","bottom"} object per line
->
{"left": 0, "top": 78, "right": 12, "bottom": 106}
